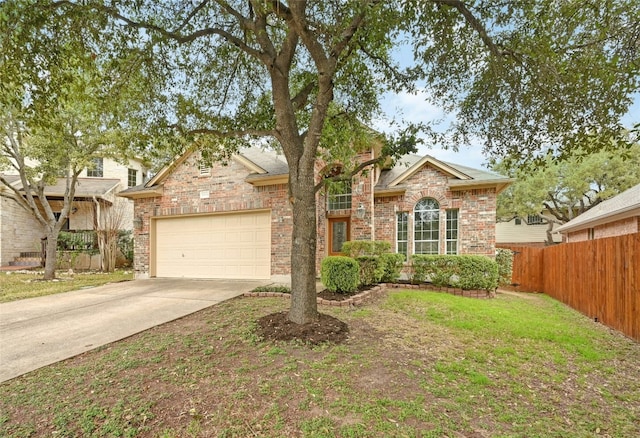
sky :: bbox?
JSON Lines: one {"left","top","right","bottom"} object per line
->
{"left": 374, "top": 90, "right": 639, "bottom": 172}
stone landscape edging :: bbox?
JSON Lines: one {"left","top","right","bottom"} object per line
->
{"left": 244, "top": 282, "right": 495, "bottom": 307}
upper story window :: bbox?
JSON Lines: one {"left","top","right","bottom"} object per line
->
{"left": 199, "top": 162, "right": 210, "bottom": 176}
{"left": 127, "top": 168, "right": 137, "bottom": 187}
{"left": 527, "top": 214, "right": 544, "bottom": 225}
{"left": 414, "top": 197, "right": 440, "bottom": 254}
{"left": 87, "top": 157, "right": 103, "bottom": 177}
{"left": 327, "top": 181, "right": 352, "bottom": 211}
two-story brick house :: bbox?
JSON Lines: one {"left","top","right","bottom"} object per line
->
{"left": 119, "top": 147, "right": 512, "bottom": 280}
{"left": 0, "top": 156, "right": 149, "bottom": 267}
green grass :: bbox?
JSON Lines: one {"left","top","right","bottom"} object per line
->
{"left": 0, "top": 270, "right": 134, "bottom": 302}
{"left": 1, "top": 289, "right": 638, "bottom": 437}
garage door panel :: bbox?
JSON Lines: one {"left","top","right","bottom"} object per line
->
{"left": 155, "top": 211, "right": 271, "bottom": 279}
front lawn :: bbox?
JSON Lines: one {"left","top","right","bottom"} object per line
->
{"left": 1, "top": 290, "right": 638, "bottom": 437}
{"left": 0, "top": 270, "right": 134, "bottom": 303}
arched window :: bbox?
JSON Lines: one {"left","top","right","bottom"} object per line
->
{"left": 414, "top": 198, "right": 440, "bottom": 254}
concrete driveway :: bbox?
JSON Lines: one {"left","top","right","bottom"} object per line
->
{"left": 0, "top": 278, "right": 267, "bottom": 382}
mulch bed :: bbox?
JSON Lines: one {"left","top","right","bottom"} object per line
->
{"left": 256, "top": 311, "right": 349, "bottom": 345}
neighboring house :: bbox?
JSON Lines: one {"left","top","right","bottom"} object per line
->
{"left": 554, "top": 183, "right": 640, "bottom": 242}
{"left": 119, "top": 147, "right": 512, "bottom": 280}
{"left": 0, "top": 157, "right": 150, "bottom": 267}
{"left": 496, "top": 213, "right": 562, "bottom": 247}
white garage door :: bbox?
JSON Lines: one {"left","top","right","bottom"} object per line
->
{"left": 154, "top": 211, "right": 271, "bottom": 279}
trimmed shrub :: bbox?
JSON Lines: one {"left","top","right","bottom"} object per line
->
{"left": 411, "top": 255, "right": 456, "bottom": 286}
{"left": 341, "top": 240, "right": 391, "bottom": 257}
{"left": 355, "top": 256, "right": 384, "bottom": 286}
{"left": 321, "top": 256, "right": 360, "bottom": 293}
{"left": 379, "top": 253, "right": 405, "bottom": 282}
{"left": 411, "top": 254, "right": 499, "bottom": 291}
{"left": 495, "top": 248, "right": 513, "bottom": 286}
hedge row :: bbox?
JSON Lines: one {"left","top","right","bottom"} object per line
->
{"left": 410, "top": 255, "right": 499, "bottom": 291}
{"left": 321, "top": 253, "right": 407, "bottom": 293}
{"left": 321, "top": 241, "right": 504, "bottom": 294}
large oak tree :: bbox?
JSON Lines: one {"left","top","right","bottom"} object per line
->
{"left": 12, "top": 0, "right": 638, "bottom": 321}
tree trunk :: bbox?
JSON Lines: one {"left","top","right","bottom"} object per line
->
{"left": 545, "top": 221, "right": 555, "bottom": 246}
{"left": 43, "top": 231, "right": 59, "bottom": 280}
{"left": 287, "top": 153, "right": 319, "bottom": 324}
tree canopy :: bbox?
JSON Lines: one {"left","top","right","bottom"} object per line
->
{"left": 3, "top": 0, "right": 638, "bottom": 319}
{"left": 0, "top": 3, "right": 144, "bottom": 278}
{"left": 492, "top": 140, "right": 640, "bottom": 244}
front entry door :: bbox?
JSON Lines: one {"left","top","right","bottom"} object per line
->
{"left": 328, "top": 217, "right": 350, "bottom": 256}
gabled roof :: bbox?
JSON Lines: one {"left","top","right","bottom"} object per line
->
{"left": 555, "top": 183, "right": 640, "bottom": 234}
{"left": 375, "top": 154, "right": 512, "bottom": 195}
{"left": 118, "top": 147, "right": 512, "bottom": 198}
{"left": 3, "top": 176, "right": 120, "bottom": 199}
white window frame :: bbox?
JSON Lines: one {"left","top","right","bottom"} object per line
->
{"left": 413, "top": 198, "right": 440, "bottom": 255}
{"left": 396, "top": 211, "right": 409, "bottom": 258}
{"left": 445, "top": 209, "right": 459, "bottom": 255}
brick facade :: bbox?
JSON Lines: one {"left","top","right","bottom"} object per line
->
{"left": 566, "top": 217, "right": 640, "bottom": 243}
{"left": 131, "top": 154, "right": 292, "bottom": 278}
{"left": 371, "top": 165, "right": 497, "bottom": 257}
{"left": 128, "top": 150, "right": 501, "bottom": 279}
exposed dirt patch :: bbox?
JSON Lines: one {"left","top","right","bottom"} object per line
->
{"left": 257, "top": 310, "right": 349, "bottom": 344}
{"left": 316, "top": 285, "right": 369, "bottom": 301}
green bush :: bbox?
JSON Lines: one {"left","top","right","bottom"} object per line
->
{"left": 410, "top": 255, "right": 456, "bottom": 286}
{"left": 321, "top": 256, "right": 360, "bottom": 293}
{"left": 379, "top": 253, "right": 405, "bottom": 282}
{"left": 341, "top": 240, "right": 391, "bottom": 257}
{"left": 355, "top": 256, "right": 384, "bottom": 286}
{"left": 411, "top": 255, "right": 499, "bottom": 291}
{"left": 495, "top": 248, "right": 513, "bottom": 286}
{"left": 251, "top": 285, "right": 291, "bottom": 294}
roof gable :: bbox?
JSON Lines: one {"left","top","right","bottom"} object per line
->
{"left": 375, "top": 154, "right": 512, "bottom": 195}
{"left": 555, "top": 183, "right": 640, "bottom": 234}
{"left": 386, "top": 155, "right": 472, "bottom": 187}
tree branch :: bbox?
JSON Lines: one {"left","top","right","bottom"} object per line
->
{"left": 314, "top": 156, "right": 384, "bottom": 193}
{"left": 51, "top": 1, "right": 264, "bottom": 60}
{"left": 168, "top": 124, "right": 276, "bottom": 139}
{"left": 432, "top": 0, "right": 516, "bottom": 58}
{"left": 290, "top": 81, "right": 316, "bottom": 111}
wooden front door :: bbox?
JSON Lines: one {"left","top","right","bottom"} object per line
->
{"left": 328, "top": 217, "right": 350, "bottom": 256}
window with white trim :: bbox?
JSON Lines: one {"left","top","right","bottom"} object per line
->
{"left": 127, "top": 168, "right": 137, "bottom": 187}
{"left": 527, "top": 214, "right": 544, "bottom": 225}
{"left": 414, "top": 198, "right": 440, "bottom": 254}
{"left": 327, "top": 181, "right": 352, "bottom": 211}
{"left": 396, "top": 212, "right": 408, "bottom": 258}
{"left": 445, "top": 209, "right": 459, "bottom": 255}
{"left": 87, "top": 157, "right": 103, "bottom": 177}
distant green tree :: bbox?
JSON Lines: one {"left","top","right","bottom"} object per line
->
{"left": 492, "top": 142, "right": 640, "bottom": 244}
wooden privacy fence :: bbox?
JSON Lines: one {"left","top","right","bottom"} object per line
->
{"left": 499, "top": 233, "right": 640, "bottom": 342}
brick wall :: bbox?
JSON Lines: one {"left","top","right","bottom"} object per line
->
{"left": 567, "top": 216, "right": 640, "bottom": 242}
{"left": 132, "top": 153, "right": 292, "bottom": 278}
{"left": 373, "top": 165, "right": 497, "bottom": 257}
{"left": 131, "top": 151, "right": 500, "bottom": 278}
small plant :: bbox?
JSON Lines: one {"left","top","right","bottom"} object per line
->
{"left": 251, "top": 285, "right": 291, "bottom": 294}
{"left": 495, "top": 248, "right": 513, "bottom": 286}
{"left": 355, "top": 255, "right": 384, "bottom": 286}
{"left": 320, "top": 256, "right": 360, "bottom": 293}
{"left": 341, "top": 240, "right": 391, "bottom": 257}
{"left": 379, "top": 253, "right": 405, "bottom": 283}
